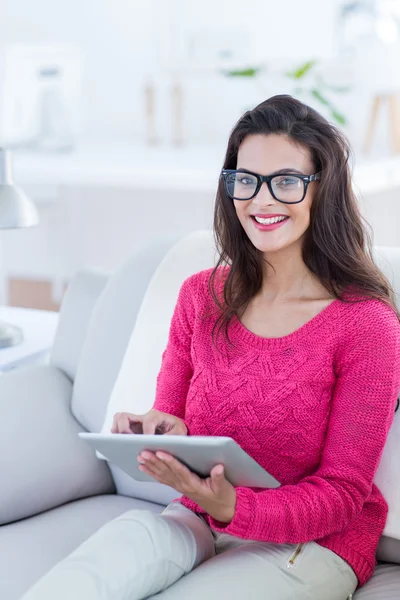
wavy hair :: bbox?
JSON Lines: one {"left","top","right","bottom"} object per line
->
{"left": 203, "top": 94, "right": 400, "bottom": 351}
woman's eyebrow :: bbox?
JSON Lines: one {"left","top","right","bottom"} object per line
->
{"left": 236, "top": 167, "right": 305, "bottom": 175}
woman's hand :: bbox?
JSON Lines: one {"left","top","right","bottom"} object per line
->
{"left": 111, "top": 409, "right": 187, "bottom": 436}
{"left": 137, "top": 450, "right": 237, "bottom": 523}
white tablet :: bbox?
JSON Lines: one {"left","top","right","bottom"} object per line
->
{"left": 79, "top": 433, "right": 281, "bottom": 489}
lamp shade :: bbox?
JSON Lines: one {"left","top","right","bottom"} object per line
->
{"left": 0, "top": 149, "right": 39, "bottom": 229}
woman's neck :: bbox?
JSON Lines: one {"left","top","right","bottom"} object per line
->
{"left": 259, "top": 249, "right": 325, "bottom": 302}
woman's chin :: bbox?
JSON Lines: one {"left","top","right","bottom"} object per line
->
{"left": 248, "top": 232, "right": 290, "bottom": 253}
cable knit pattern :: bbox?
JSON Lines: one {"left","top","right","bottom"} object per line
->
{"left": 153, "top": 266, "right": 400, "bottom": 587}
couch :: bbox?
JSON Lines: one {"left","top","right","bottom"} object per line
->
{"left": 1, "top": 230, "right": 399, "bottom": 599}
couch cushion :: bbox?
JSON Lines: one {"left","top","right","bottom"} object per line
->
{"left": 0, "top": 365, "right": 114, "bottom": 525}
{"left": 374, "top": 410, "right": 400, "bottom": 541}
{"left": 101, "top": 230, "right": 217, "bottom": 430}
{"left": 51, "top": 269, "right": 109, "bottom": 382}
{"left": 372, "top": 247, "right": 400, "bottom": 545}
{"left": 71, "top": 232, "right": 184, "bottom": 434}
{"left": 373, "top": 246, "right": 400, "bottom": 306}
{"left": 98, "top": 230, "right": 218, "bottom": 504}
{"left": 353, "top": 564, "right": 400, "bottom": 599}
{"left": 0, "top": 494, "right": 163, "bottom": 600}
{"left": 377, "top": 536, "right": 400, "bottom": 564}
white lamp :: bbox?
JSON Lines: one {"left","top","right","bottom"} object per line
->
{"left": 0, "top": 148, "right": 40, "bottom": 347}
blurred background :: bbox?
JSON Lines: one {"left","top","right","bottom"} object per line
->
{"left": 1, "top": 0, "right": 400, "bottom": 310}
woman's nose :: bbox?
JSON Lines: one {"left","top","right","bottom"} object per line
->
{"left": 252, "top": 182, "right": 278, "bottom": 206}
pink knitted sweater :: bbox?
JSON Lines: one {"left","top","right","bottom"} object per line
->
{"left": 153, "top": 267, "right": 400, "bottom": 587}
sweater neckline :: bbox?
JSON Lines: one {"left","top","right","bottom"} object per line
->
{"left": 229, "top": 296, "right": 343, "bottom": 349}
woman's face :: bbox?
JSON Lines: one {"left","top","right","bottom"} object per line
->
{"left": 234, "top": 134, "right": 318, "bottom": 254}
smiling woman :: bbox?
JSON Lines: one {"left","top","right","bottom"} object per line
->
{"left": 207, "top": 94, "right": 400, "bottom": 350}
{"left": 20, "top": 95, "right": 400, "bottom": 600}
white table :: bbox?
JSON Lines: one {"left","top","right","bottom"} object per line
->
{"left": 0, "top": 306, "right": 59, "bottom": 373}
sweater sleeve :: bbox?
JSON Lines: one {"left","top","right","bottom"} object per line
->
{"left": 208, "top": 300, "right": 400, "bottom": 543}
{"left": 152, "top": 274, "right": 198, "bottom": 424}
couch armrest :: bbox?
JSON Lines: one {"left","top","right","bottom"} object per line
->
{"left": 0, "top": 364, "right": 115, "bottom": 526}
{"left": 50, "top": 269, "right": 110, "bottom": 382}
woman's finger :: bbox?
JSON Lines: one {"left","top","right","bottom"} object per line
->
{"left": 119, "top": 414, "right": 135, "bottom": 433}
{"left": 111, "top": 412, "right": 120, "bottom": 433}
{"left": 140, "top": 451, "right": 163, "bottom": 467}
{"left": 142, "top": 414, "right": 160, "bottom": 435}
{"left": 140, "top": 451, "right": 172, "bottom": 474}
{"left": 128, "top": 416, "right": 144, "bottom": 434}
{"left": 156, "top": 452, "right": 202, "bottom": 493}
{"left": 111, "top": 412, "right": 144, "bottom": 434}
{"left": 164, "top": 422, "right": 187, "bottom": 436}
{"left": 138, "top": 453, "right": 174, "bottom": 484}
{"left": 210, "top": 464, "right": 227, "bottom": 489}
{"left": 155, "top": 452, "right": 190, "bottom": 474}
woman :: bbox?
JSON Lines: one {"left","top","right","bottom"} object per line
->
{"left": 23, "top": 95, "right": 400, "bottom": 600}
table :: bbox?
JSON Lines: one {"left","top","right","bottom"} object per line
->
{"left": 0, "top": 306, "right": 59, "bottom": 373}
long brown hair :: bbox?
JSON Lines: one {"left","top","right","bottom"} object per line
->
{"left": 205, "top": 94, "right": 400, "bottom": 350}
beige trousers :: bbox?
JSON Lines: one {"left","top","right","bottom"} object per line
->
{"left": 21, "top": 502, "right": 358, "bottom": 600}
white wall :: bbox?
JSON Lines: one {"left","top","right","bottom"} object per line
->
{"left": 2, "top": 0, "right": 343, "bottom": 144}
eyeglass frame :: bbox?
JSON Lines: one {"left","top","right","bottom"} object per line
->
{"left": 220, "top": 168, "right": 322, "bottom": 204}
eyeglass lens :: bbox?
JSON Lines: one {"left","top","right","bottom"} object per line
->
{"left": 225, "top": 172, "right": 305, "bottom": 202}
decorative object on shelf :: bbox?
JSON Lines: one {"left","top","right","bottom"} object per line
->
{"left": 34, "top": 66, "right": 75, "bottom": 153}
{"left": 364, "top": 92, "right": 400, "bottom": 154}
{"left": 144, "top": 82, "right": 159, "bottom": 146}
{"left": 143, "top": 79, "right": 185, "bottom": 147}
{"left": 356, "top": 6, "right": 400, "bottom": 154}
{"left": 338, "top": 1, "right": 400, "bottom": 154}
{"left": 0, "top": 43, "right": 84, "bottom": 152}
{"left": 0, "top": 148, "right": 40, "bottom": 348}
{"left": 171, "top": 81, "right": 184, "bottom": 146}
{"left": 338, "top": 0, "right": 378, "bottom": 56}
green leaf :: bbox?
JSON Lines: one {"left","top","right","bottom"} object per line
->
{"left": 285, "top": 60, "right": 316, "bottom": 80}
{"left": 311, "top": 88, "right": 330, "bottom": 106}
{"left": 331, "top": 110, "right": 347, "bottom": 125}
{"left": 223, "top": 67, "right": 261, "bottom": 77}
{"left": 310, "top": 89, "right": 347, "bottom": 124}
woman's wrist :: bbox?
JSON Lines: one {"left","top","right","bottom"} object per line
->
{"left": 190, "top": 488, "right": 237, "bottom": 523}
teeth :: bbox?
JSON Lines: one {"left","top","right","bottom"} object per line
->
{"left": 254, "top": 216, "right": 287, "bottom": 225}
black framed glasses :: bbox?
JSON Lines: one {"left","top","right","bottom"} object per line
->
{"left": 221, "top": 169, "right": 322, "bottom": 204}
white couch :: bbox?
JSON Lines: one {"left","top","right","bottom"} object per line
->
{"left": 1, "top": 230, "right": 399, "bottom": 599}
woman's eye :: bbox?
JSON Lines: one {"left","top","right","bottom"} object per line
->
{"left": 238, "top": 177, "right": 252, "bottom": 185}
{"left": 276, "top": 177, "right": 298, "bottom": 186}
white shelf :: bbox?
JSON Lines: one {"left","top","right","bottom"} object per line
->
{"left": 11, "top": 139, "right": 400, "bottom": 196}
{"left": 12, "top": 140, "right": 224, "bottom": 192}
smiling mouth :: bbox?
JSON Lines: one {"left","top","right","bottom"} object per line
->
{"left": 250, "top": 215, "right": 289, "bottom": 225}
